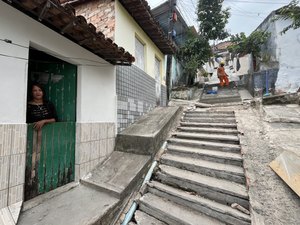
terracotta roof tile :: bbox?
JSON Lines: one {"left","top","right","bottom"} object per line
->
{"left": 61, "top": 0, "right": 176, "bottom": 54}
{"left": 4, "top": 0, "right": 135, "bottom": 65}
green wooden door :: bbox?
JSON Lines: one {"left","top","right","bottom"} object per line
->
{"left": 25, "top": 60, "right": 77, "bottom": 200}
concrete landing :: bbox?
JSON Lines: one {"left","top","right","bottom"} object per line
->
{"left": 81, "top": 151, "right": 151, "bottom": 199}
{"left": 200, "top": 87, "right": 241, "bottom": 104}
{"left": 18, "top": 184, "right": 119, "bottom": 225}
{"left": 116, "top": 106, "right": 181, "bottom": 155}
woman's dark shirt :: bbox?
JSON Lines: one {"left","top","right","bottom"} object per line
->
{"left": 27, "top": 101, "right": 58, "bottom": 123}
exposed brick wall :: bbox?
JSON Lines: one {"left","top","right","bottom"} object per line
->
{"left": 75, "top": 0, "right": 115, "bottom": 40}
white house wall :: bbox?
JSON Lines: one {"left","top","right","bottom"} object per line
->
{"left": 0, "top": 2, "right": 116, "bottom": 210}
{"left": 0, "top": 2, "right": 116, "bottom": 124}
{"left": 275, "top": 20, "right": 300, "bottom": 93}
{"left": 114, "top": 0, "right": 166, "bottom": 83}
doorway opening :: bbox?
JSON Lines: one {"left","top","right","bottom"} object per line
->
{"left": 25, "top": 48, "right": 77, "bottom": 200}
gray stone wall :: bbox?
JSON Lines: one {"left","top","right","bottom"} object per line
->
{"left": 116, "top": 65, "right": 167, "bottom": 133}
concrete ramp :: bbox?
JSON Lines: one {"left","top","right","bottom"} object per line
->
{"left": 81, "top": 151, "right": 151, "bottom": 199}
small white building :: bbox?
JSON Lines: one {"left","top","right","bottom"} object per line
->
{"left": 0, "top": 0, "right": 135, "bottom": 215}
{"left": 257, "top": 9, "right": 300, "bottom": 93}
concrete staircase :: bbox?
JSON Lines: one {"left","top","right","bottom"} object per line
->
{"left": 130, "top": 109, "right": 251, "bottom": 225}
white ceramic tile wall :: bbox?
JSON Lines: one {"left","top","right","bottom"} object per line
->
{"left": 75, "top": 123, "right": 116, "bottom": 180}
{"left": 9, "top": 154, "right": 25, "bottom": 187}
{"left": 0, "top": 190, "right": 8, "bottom": 209}
{"left": 0, "top": 156, "right": 9, "bottom": 191}
{"left": 8, "top": 185, "right": 23, "bottom": 205}
{"left": 0, "top": 124, "right": 26, "bottom": 210}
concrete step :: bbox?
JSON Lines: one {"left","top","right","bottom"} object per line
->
{"left": 134, "top": 210, "right": 167, "bottom": 225}
{"left": 167, "top": 138, "right": 241, "bottom": 153}
{"left": 156, "top": 165, "right": 249, "bottom": 209}
{"left": 167, "top": 144, "right": 243, "bottom": 167}
{"left": 183, "top": 113, "right": 235, "bottom": 118}
{"left": 182, "top": 117, "right": 236, "bottom": 124}
{"left": 172, "top": 132, "right": 239, "bottom": 144}
{"left": 160, "top": 154, "right": 245, "bottom": 184}
{"left": 148, "top": 181, "right": 251, "bottom": 225}
{"left": 81, "top": 151, "right": 151, "bottom": 199}
{"left": 138, "top": 193, "right": 225, "bottom": 225}
{"left": 184, "top": 110, "right": 234, "bottom": 115}
{"left": 178, "top": 126, "right": 239, "bottom": 135}
{"left": 200, "top": 96, "right": 242, "bottom": 104}
{"left": 180, "top": 121, "right": 237, "bottom": 129}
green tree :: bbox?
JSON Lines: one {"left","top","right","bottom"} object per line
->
{"left": 228, "top": 31, "right": 270, "bottom": 57}
{"left": 177, "top": 34, "right": 212, "bottom": 85}
{"left": 276, "top": 0, "right": 300, "bottom": 34}
{"left": 197, "top": 0, "right": 230, "bottom": 40}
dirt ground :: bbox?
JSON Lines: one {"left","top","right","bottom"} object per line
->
{"left": 234, "top": 103, "right": 300, "bottom": 225}
{"left": 170, "top": 95, "right": 300, "bottom": 225}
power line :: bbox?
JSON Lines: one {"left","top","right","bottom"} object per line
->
{"left": 227, "top": 2, "right": 268, "bottom": 15}
{"left": 231, "top": 13, "right": 265, "bottom": 19}
{"left": 225, "top": 0, "right": 290, "bottom": 4}
{"left": 177, "top": 1, "right": 195, "bottom": 26}
{"left": 0, "top": 38, "right": 110, "bottom": 65}
{"left": 0, "top": 53, "right": 27, "bottom": 61}
{"left": 177, "top": 0, "right": 197, "bottom": 27}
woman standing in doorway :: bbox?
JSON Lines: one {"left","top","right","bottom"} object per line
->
{"left": 27, "top": 83, "right": 57, "bottom": 130}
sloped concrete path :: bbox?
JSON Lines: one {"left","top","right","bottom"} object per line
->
{"left": 129, "top": 107, "right": 251, "bottom": 225}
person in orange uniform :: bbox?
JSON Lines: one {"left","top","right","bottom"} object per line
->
{"left": 217, "top": 61, "right": 229, "bottom": 87}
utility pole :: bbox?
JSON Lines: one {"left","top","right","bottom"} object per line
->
{"left": 166, "top": 0, "right": 177, "bottom": 102}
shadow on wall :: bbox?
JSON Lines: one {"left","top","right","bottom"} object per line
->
{"left": 240, "top": 69, "right": 279, "bottom": 97}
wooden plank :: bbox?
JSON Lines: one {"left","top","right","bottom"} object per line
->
{"left": 44, "top": 126, "right": 54, "bottom": 193}
{"left": 69, "top": 122, "right": 76, "bottom": 181}
{"left": 269, "top": 151, "right": 300, "bottom": 197}
{"left": 38, "top": 129, "right": 45, "bottom": 194}
{"left": 52, "top": 124, "right": 60, "bottom": 189}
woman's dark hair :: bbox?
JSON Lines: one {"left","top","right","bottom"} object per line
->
{"left": 29, "top": 82, "right": 47, "bottom": 101}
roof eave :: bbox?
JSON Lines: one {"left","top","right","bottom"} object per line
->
{"left": 4, "top": 0, "right": 135, "bottom": 65}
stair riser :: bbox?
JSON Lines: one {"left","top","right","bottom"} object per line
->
{"left": 180, "top": 123, "right": 237, "bottom": 129}
{"left": 160, "top": 158, "right": 246, "bottom": 185}
{"left": 139, "top": 202, "right": 188, "bottom": 225}
{"left": 148, "top": 187, "right": 251, "bottom": 225}
{"left": 173, "top": 135, "right": 240, "bottom": 145}
{"left": 178, "top": 128, "right": 238, "bottom": 135}
{"left": 167, "top": 149, "right": 243, "bottom": 167}
{"left": 200, "top": 98, "right": 241, "bottom": 104}
{"left": 186, "top": 111, "right": 234, "bottom": 115}
{"left": 183, "top": 118, "right": 236, "bottom": 124}
{"left": 183, "top": 114, "right": 236, "bottom": 118}
{"left": 156, "top": 173, "right": 249, "bottom": 210}
{"left": 168, "top": 140, "right": 241, "bottom": 153}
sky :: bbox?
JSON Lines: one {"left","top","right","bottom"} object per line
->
{"left": 147, "top": 0, "right": 293, "bottom": 36}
